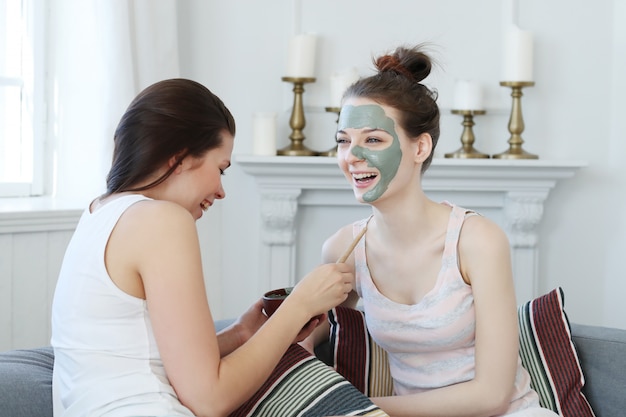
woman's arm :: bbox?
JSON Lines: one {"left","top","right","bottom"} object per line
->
{"left": 373, "top": 216, "right": 519, "bottom": 417}
{"left": 300, "top": 224, "right": 362, "bottom": 353}
{"left": 113, "top": 201, "right": 352, "bottom": 417}
{"left": 321, "top": 223, "right": 361, "bottom": 312}
{"left": 216, "top": 299, "right": 266, "bottom": 357}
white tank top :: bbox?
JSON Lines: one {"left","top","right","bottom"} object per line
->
{"left": 353, "top": 202, "right": 540, "bottom": 414}
{"left": 51, "top": 194, "right": 195, "bottom": 417}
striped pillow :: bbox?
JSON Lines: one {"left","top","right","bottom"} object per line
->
{"left": 518, "top": 287, "right": 596, "bottom": 417}
{"left": 228, "top": 343, "right": 388, "bottom": 417}
{"left": 327, "top": 307, "right": 393, "bottom": 397}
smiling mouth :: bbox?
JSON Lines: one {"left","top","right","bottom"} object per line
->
{"left": 352, "top": 172, "right": 378, "bottom": 184}
{"left": 200, "top": 200, "right": 211, "bottom": 211}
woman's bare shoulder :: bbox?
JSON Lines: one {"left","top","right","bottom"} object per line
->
{"left": 321, "top": 221, "right": 360, "bottom": 264}
{"left": 460, "top": 213, "right": 509, "bottom": 248}
{"left": 124, "top": 199, "right": 194, "bottom": 227}
{"left": 112, "top": 199, "right": 198, "bottom": 255}
{"left": 458, "top": 213, "right": 512, "bottom": 284}
{"left": 105, "top": 199, "right": 201, "bottom": 297}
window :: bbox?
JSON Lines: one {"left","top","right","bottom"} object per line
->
{"left": 0, "top": 0, "right": 44, "bottom": 197}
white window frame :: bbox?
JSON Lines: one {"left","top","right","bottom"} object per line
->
{"left": 0, "top": 0, "right": 46, "bottom": 198}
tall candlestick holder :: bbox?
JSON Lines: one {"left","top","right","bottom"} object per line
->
{"left": 277, "top": 76, "right": 317, "bottom": 156}
{"left": 493, "top": 81, "right": 538, "bottom": 159}
{"left": 445, "top": 110, "right": 489, "bottom": 159}
{"left": 317, "top": 106, "right": 341, "bottom": 157}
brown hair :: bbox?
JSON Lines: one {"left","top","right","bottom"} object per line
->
{"left": 344, "top": 45, "right": 440, "bottom": 173}
{"left": 105, "top": 78, "right": 236, "bottom": 195}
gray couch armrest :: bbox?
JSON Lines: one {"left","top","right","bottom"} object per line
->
{"left": 0, "top": 346, "right": 54, "bottom": 417}
{"left": 571, "top": 323, "right": 626, "bottom": 417}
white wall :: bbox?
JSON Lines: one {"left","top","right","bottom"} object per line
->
{"left": 176, "top": 0, "right": 626, "bottom": 330}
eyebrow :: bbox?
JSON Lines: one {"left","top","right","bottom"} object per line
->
{"left": 337, "top": 128, "right": 387, "bottom": 134}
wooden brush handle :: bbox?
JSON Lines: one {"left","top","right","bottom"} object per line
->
{"left": 336, "top": 226, "right": 368, "bottom": 263}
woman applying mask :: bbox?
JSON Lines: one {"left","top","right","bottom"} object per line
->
{"left": 51, "top": 79, "right": 354, "bottom": 417}
{"left": 316, "top": 46, "right": 558, "bottom": 416}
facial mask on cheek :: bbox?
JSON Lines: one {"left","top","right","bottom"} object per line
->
{"left": 339, "top": 104, "right": 403, "bottom": 202}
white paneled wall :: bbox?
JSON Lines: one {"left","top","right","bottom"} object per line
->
{"left": 0, "top": 201, "right": 223, "bottom": 351}
{"left": 0, "top": 209, "right": 79, "bottom": 350}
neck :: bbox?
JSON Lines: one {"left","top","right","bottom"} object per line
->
{"left": 369, "top": 196, "right": 446, "bottom": 245}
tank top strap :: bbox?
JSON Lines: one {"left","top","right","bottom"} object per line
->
{"left": 352, "top": 215, "right": 372, "bottom": 297}
{"left": 441, "top": 202, "right": 479, "bottom": 261}
{"left": 352, "top": 215, "right": 372, "bottom": 234}
{"left": 352, "top": 215, "right": 372, "bottom": 251}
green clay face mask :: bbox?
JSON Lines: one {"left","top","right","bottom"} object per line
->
{"left": 337, "top": 104, "right": 403, "bottom": 202}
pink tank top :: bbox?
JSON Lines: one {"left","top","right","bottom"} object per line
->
{"left": 353, "top": 202, "right": 540, "bottom": 414}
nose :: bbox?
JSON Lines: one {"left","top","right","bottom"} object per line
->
{"left": 215, "top": 183, "right": 226, "bottom": 200}
{"left": 343, "top": 144, "right": 364, "bottom": 163}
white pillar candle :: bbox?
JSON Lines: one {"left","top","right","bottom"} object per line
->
{"left": 285, "top": 33, "right": 317, "bottom": 78}
{"left": 453, "top": 79, "right": 484, "bottom": 110}
{"left": 502, "top": 24, "right": 534, "bottom": 82}
{"left": 329, "top": 67, "right": 359, "bottom": 108}
{"left": 252, "top": 112, "right": 277, "bottom": 156}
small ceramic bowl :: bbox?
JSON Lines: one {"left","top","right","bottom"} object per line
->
{"left": 262, "top": 287, "right": 325, "bottom": 326}
{"left": 262, "top": 287, "right": 293, "bottom": 317}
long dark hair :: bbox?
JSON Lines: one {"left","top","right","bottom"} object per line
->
{"left": 344, "top": 45, "right": 440, "bottom": 173}
{"left": 104, "top": 78, "right": 236, "bottom": 195}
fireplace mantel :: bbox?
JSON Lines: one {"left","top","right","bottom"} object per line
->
{"left": 236, "top": 155, "right": 586, "bottom": 302}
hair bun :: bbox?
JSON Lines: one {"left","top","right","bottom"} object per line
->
{"left": 375, "top": 55, "right": 414, "bottom": 80}
{"left": 374, "top": 45, "right": 433, "bottom": 84}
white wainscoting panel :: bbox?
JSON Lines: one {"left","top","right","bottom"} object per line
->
{"left": 0, "top": 201, "right": 81, "bottom": 350}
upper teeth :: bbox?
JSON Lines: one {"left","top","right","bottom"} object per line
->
{"left": 353, "top": 173, "right": 376, "bottom": 180}
{"left": 201, "top": 201, "right": 209, "bottom": 211}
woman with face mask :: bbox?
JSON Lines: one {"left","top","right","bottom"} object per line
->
{"left": 310, "top": 46, "right": 558, "bottom": 417}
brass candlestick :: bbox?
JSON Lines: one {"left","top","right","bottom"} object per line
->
{"left": 317, "top": 106, "right": 341, "bottom": 157}
{"left": 277, "top": 76, "right": 317, "bottom": 156}
{"left": 445, "top": 110, "right": 489, "bottom": 159}
{"left": 493, "top": 81, "right": 538, "bottom": 159}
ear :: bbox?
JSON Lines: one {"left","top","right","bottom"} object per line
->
{"left": 413, "top": 133, "right": 433, "bottom": 164}
{"left": 167, "top": 155, "right": 183, "bottom": 172}
{"left": 168, "top": 151, "right": 188, "bottom": 172}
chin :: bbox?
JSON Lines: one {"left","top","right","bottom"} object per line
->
{"left": 352, "top": 190, "right": 368, "bottom": 204}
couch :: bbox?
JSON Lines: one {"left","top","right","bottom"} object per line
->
{"left": 2, "top": 320, "right": 626, "bottom": 417}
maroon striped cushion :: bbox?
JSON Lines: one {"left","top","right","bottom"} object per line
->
{"left": 328, "top": 307, "right": 393, "bottom": 397}
{"left": 518, "top": 287, "right": 596, "bottom": 417}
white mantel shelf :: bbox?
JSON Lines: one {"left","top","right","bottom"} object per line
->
{"left": 236, "top": 155, "right": 586, "bottom": 303}
{"left": 236, "top": 155, "right": 585, "bottom": 191}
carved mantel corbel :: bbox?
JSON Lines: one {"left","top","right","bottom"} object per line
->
{"left": 504, "top": 192, "right": 548, "bottom": 248}
{"left": 260, "top": 190, "right": 301, "bottom": 245}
